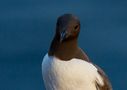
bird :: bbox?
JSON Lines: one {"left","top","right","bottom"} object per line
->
{"left": 42, "top": 14, "right": 112, "bottom": 90}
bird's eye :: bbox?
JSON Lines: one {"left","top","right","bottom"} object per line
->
{"left": 74, "top": 25, "right": 79, "bottom": 31}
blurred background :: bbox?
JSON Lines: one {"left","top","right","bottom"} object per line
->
{"left": 0, "top": 0, "right": 127, "bottom": 90}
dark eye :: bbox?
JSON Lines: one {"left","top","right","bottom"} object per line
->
{"left": 74, "top": 25, "right": 79, "bottom": 30}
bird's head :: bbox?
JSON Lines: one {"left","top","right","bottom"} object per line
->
{"left": 55, "top": 14, "right": 80, "bottom": 43}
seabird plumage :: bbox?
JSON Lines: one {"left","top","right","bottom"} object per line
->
{"left": 42, "top": 14, "right": 112, "bottom": 90}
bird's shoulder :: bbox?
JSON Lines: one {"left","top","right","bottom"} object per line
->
{"left": 75, "top": 48, "right": 112, "bottom": 90}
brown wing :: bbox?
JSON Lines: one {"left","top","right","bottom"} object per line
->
{"left": 76, "top": 48, "right": 112, "bottom": 90}
{"left": 94, "top": 65, "right": 112, "bottom": 90}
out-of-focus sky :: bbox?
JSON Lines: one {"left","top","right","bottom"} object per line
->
{"left": 0, "top": 0, "right": 127, "bottom": 90}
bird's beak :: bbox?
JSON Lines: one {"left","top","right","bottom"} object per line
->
{"left": 60, "top": 31, "right": 66, "bottom": 43}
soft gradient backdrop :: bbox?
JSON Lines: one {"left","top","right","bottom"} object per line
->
{"left": 0, "top": 0, "right": 127, "bottom": 90}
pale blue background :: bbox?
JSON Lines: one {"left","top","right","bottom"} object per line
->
{"left": 0, "top": 0, "right": 127, "bottom": 90}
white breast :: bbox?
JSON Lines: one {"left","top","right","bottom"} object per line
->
{"left": 42, "top": 54, "right": 104, "bottom": 90}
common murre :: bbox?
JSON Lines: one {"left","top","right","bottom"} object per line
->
{"left": 42, "top": 14, "right": 112, "bottom": 90}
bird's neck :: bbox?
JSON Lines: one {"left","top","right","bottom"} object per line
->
{"left": 48, "top": 37, "right": 78, "bottom": 60}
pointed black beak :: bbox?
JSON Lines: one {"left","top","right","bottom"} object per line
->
{"left": 60, "top": 31, "right": 66, "bottom": 43}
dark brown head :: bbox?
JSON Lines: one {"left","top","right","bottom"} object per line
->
{"left": 49, "top": 14, "right": 81, "bottom": 59}
{"left": 55, "top": 14, "right": 80, "bottom": 43}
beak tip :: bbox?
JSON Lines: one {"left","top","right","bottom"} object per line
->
{"left": 60, "top": 38, "right": 63, "bottom": 43}
{"left": 60, "top": 32, "right": 66, "bottom": 43}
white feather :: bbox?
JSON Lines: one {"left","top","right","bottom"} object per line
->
{"left": 42, "top": 54, "right": 104, "bottom": 90}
